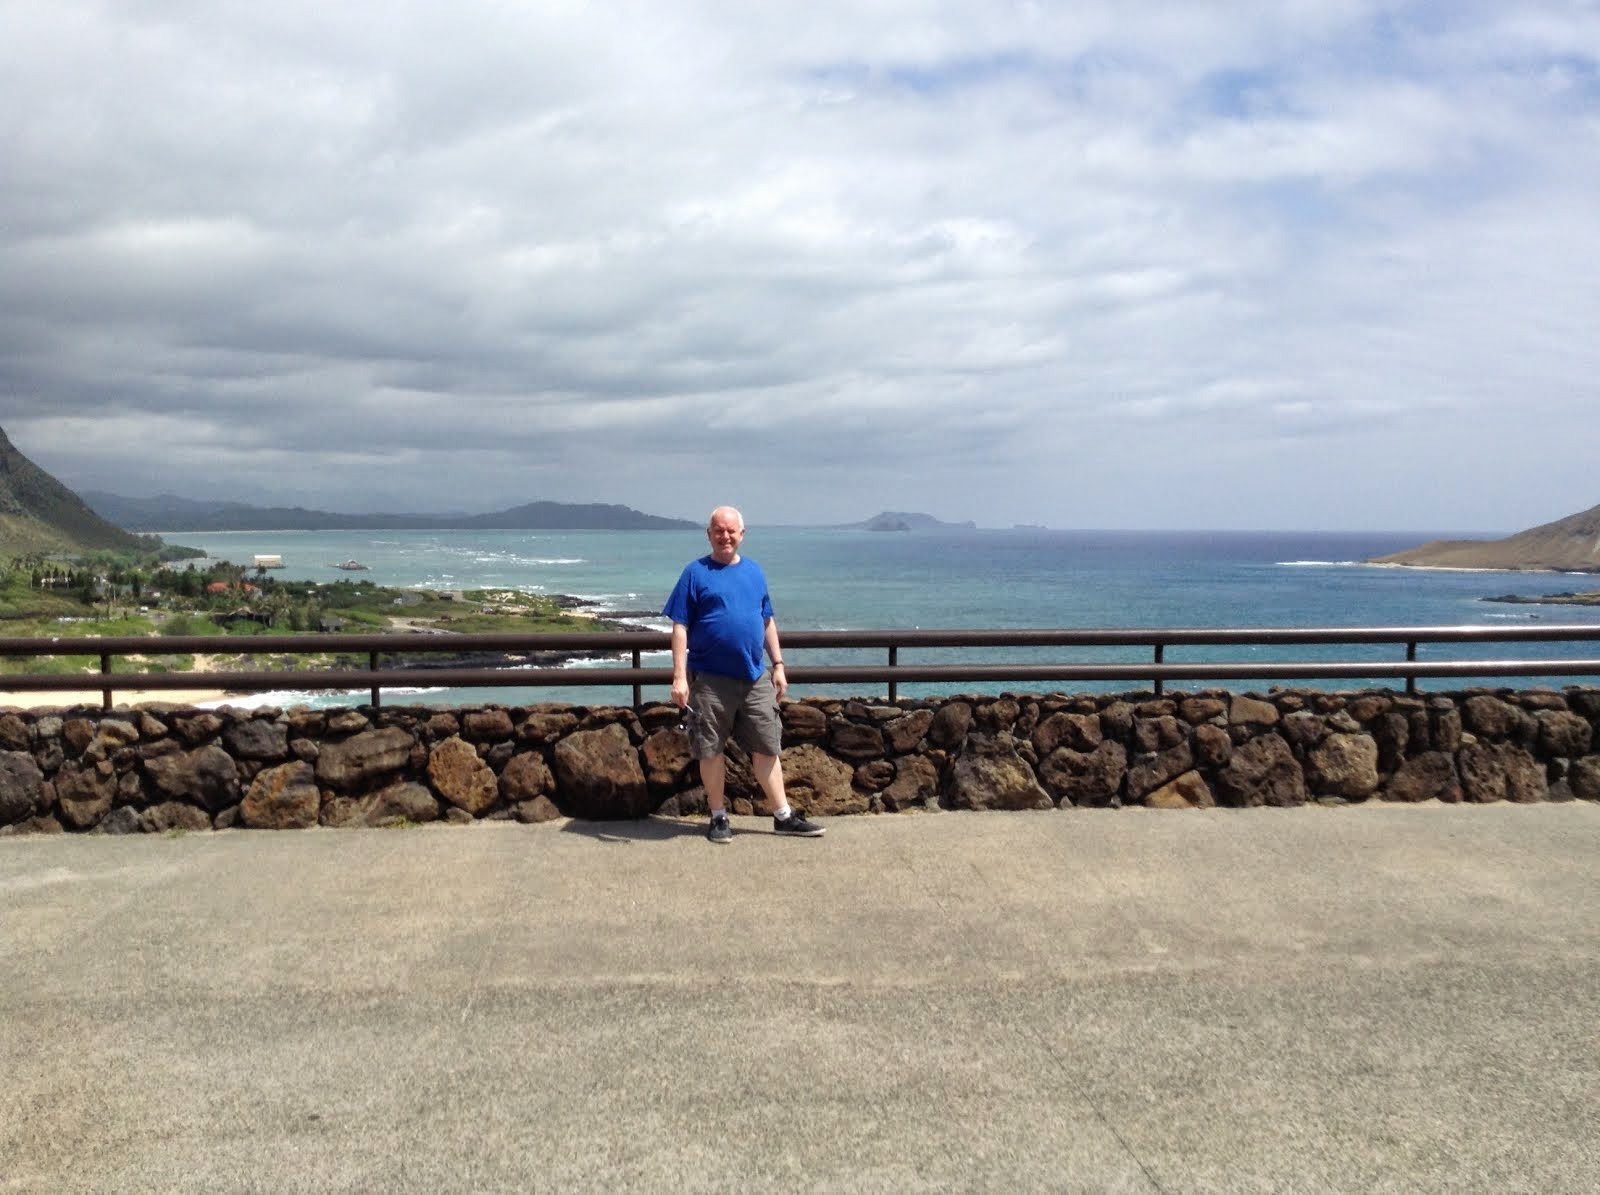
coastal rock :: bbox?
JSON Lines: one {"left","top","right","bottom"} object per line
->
{"left": 94, "top": 807, "right": 142, "bottom": 835}
{"left": 84, "top": 720, "right": 140, "bottom": 763}
{"left": 314, "top": 727, "right": 415, "bottom": 790}
{"left": 1134, "top": 715, "right": 1186, "bottom": 754}
{"left": 828, "top": 720, "right": 884, "bottom": 762}
{"left": 638, "top": 728, "right": 691, "bottom": 790}
{"left": 853, "top": 759, "right": 895, "bottom": 792}
{"left": 324, "top": 781, "right": 440, "bottom": 828}
{"left": 500, "top": 750, "right": 557, "bottom": 802}
{"left": 223, "top": 718, "right": 289, "bottom": 762}
{"left": 1143, "top": 771, "right": 1215, "bottom": 809}
{"left": 883, "top": 710, "right": 932, "bottom": 754}
{"left": 1191, "top": 723, "right": 1232, "bottom": 768}
{"left": 1039, "top": 741, "right": 1127, "bottom": 807}
{"left": 241, "top": 761, "right": 321, "bottom": 830}
{"left": 927, "top": 703, "right": 972, "bottom": 750}
{"left": 880, "top": 755, "right": 940, "bottom": 810}
{"left": 1384, "top": 752, "right": 1463, "bottom": 803}
{"left": 1279, "top": 712, "right": 1326, "bottom": 753}
{"left": 1428, "top": 701, "right": 1463, "bottom": 753}
{"left": 463, "top": 709, "right": 515, "bottom": 742}
{"left": 1370, "top": 713, "right": 1410, "bottom": 774}
{"left": 1570, "top": 756, "right": 1600, "bottom": 801}
{"left": 975, "top": 699, "right": 1020, "bottom": 733}
{"left": 1216, "top": 734, "right": 1305, "bottom": 807}
{"left": 1098, "top": 702, "right": 1136, "bottom": 743}
{"left": 1458, "top": 741, "right": 1546, "bottom": 804}
{"left": 1535, "top": 710, "right": 1592, "bottom": 758}
{"left": 517, "top": 708, "right": 578, "bottom": 743}
{"left": 1127, "top": 743, "right": 1194, "bottom": 803}
{"left": 781, "top": 703, "right": 828, "bottom": 741}
{"left": 326, "top": 710, "right": 371, "bottom": 735}
{"left": 1032, "top": 712, "right": 1101, "bottom": 756}
{"left": 1463, "top": 696, "right": 1525, "bottom": 741}
{"left": 0, "top": 814, "right": 63, "bottom": 836}
{"left": 1178, "top": 696, "right": 1227, "bottom": 725}
{"left": 779, "top": 744, "right": 864, "bottom": 816}
{"left": 513, "top": 794, "right": 562, "bottom": 823}
{"left": 552, "top": 723, "right": 650, "bottom": 819}
{"left": 579, "top": 709, "right": 641, "bottom": 739}
{"left": 56, "top": 761, "right": 117, "bottom": 829}
{"left": 1308, "top": 734, "right": 1380, "bottom": 799}
{"left": 141, "top": 801, "right": 215, "bottom": 833}
{"left": 1567, "top": 691, "right": 1600, "bottom": 720}
{"left": 943, "top": 734, "right": 1052, "bottom": 811}
{"left": 1347, "top": 695, "right": 1393, "bottom": 723}
{"left": 1229, "top": 696, "right": 1279, "bottom": 728}
{"left": 1514, "top": 691, "right": 1571, "bottom": 711}
{"left": 143, "top": 744, "right": 240, "bottom": 813}
{"left": 427, "top": 736, "right": 499, "bottom": 816}
{"left": 63, "top": 718, "right": 95, "bottom": 756}
{"left": 0, "top": 750, "right": 44, "bottom": 825}
{"left": 0, "top": 715, "right": 30, "bottom": 752}
{"left": 425, "top": 712, "right": 460, "bottom": 739}
{"left": 173, "top": 713, "right": 225, "bottom": 746}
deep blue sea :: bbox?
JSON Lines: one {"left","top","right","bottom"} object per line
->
{"left": 168, "top": 527, "right": 1600, "bottom": 708}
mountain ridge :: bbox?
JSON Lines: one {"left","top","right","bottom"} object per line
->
{"left": 0, "top": 427, "right": 148, "bottom": 556}
{"left": 81, "top": 491, "right": 699, "bottom": 532}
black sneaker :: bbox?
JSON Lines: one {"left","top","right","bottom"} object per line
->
{"left": 707, "top": 815, "right": 732, "bottom": 845}
{"left": 773, "top": 810, "right": 824, "bottom": 837}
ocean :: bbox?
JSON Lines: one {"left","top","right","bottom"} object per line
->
{"left": 167, "top": 526, "right": 1600, "bottom": 708}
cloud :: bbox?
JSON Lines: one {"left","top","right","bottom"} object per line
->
{"left": 1, "top": 0, "right": 1596, "bottom": 530}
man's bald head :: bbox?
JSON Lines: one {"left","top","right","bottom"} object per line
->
{"left": 708, "top": 505, "right": 745, "bottom": 532}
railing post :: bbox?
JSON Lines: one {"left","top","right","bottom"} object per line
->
{"left": 1153, "top": 643, "right": 1164, "bottom": 696}
{"left": 632, "top": 648, "right": 642, "bottom": 709}
{"left": 1406, "top": 641, "right": 1417, "bottom": 694}
{"left": 369, "top": 650, "right": 380, "bottom": 709}
{"left": 888, "top": 645, "right": 898, "bottom": 703}
{"left": 100, "top": 653, "right": 113, "bottom": 711}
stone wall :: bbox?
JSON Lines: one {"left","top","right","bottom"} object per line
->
{"left": 3, "top": 687, "right": 1599, "bottom": 834}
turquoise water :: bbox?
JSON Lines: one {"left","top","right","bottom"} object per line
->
{"left": 168, "top": 527, "right": 1600, "bottom": 707}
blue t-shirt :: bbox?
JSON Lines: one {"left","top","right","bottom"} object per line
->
{"left": 661, "top": 555, "right": 775, "bottom": 681}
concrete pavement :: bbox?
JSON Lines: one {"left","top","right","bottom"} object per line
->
{"left": 2, "top": 803, "right": 1598, "bottom": 1193}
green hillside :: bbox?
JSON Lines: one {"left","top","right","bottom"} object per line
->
{"left": 0, "top": 426, "right": 146, "bottom": 556}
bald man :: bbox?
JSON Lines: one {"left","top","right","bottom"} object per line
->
{"left": 662, "top": 506, "right": 824, "bottom": 843}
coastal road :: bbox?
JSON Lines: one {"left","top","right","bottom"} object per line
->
{"left": 2, "top": 804, "right": 1598, "bottom": 1193}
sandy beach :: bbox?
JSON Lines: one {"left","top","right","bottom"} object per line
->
{"left": 0, "top": 652, "right": 239, "bottom": 711}
{"left": 0, "top": 687, "right": 235, "bottom": 711}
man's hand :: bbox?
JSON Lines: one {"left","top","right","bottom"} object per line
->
{"left": 669, "top": 622, "right": 690, "bottom": 708}
{"left": 772, "top": 664, "right": 788, "bottom": 701}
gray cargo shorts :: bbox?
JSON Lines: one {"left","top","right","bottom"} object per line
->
{"left": 685, "top": 669, "right": 783, "bottom": 759}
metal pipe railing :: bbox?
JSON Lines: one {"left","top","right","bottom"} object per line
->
{"left": 3, "top": 625, "right": 1599, "bottom": 710}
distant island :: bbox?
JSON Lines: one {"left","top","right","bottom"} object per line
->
{"left": 1369, "top": 501, "right": 1600, "bottom": 574}
{"left": 837, "top": 511, "right": 978, "bottom": 532}
{"left": 81, "top": 492, "right": 699, "bottom": 533}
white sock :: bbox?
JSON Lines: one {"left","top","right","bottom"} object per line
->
{"left": 711, "top": 809, "right": 728, "bottom": 822}
{"left": 773, "top": 805, "right": 791, "bottom": 822}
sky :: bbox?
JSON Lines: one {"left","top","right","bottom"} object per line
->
{"left": 2, "top": 1, "right": 1597, "bottom": 533}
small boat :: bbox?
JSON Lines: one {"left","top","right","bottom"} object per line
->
{"left": 331, "top": 559, "right": 370, "bottom": 571}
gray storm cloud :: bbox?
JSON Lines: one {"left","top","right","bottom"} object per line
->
{"left": 2, "top": 1, "right": 1597, "bottom": 530}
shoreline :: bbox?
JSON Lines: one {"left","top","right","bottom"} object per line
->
{"left": 0, "top": 688, "right": 236, "bottom": 712}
